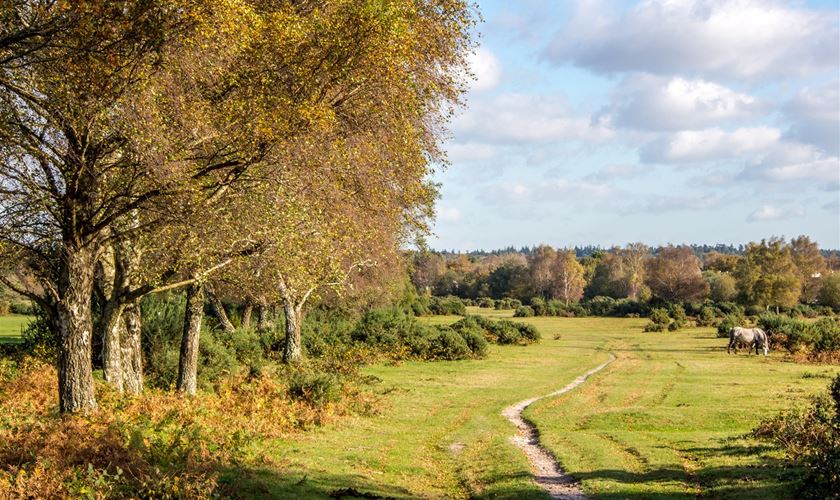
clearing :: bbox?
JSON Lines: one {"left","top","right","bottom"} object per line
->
{"left": 0, "top": 314, "right": 32, "bottom": 344}
{"left": 229, "top": 308, "right": 836, "bottom": 498}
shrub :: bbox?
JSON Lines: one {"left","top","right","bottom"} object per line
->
{"left": 753, "top": 374, "right": 840, "bottom": 497}
{"left": 9, "top": 302, "right": 34, "bottom": 315}
{"left": 351, "top": 307, "right": 415, "bottom": 347}
{"left": 516, "top": 323, "right": 541, "bottom": 342}
{"left": 428, "top": 296, "right": 466, "bottom": 316}
{"left": 644, "top": 322, "right": 666, "bottom": 332}
{"left": 586, "top": 296, "right": 617, "bottom": 316}
{"left": 491, "top": 321, "right": 521, "bottom": 345}
{"left": 697, "top": 306, "right": 717, "bottom": 327}
{"left": 286, "top": 369, "right": 342, "bottom": 408}
{"left": 668, "top": 304, "right": 687, "bottom": 329}
{"left": 20, "top": 309, "right": 58, "bottom": 361}
{"left": 457, "top": 327, "right": 488, "bottom": 358}
{"left": 716, "top": 315, "right": 740, "bottom": 338}
{"left": 478, "top": 297, "right": 495, "bottom": 308}
{"left": 513, "top": 305, "right": 534, "bottom": 317}
{"left": 427, "top": 327, "right": 471, "bottom": 360}
{"left": 644, "top": 308, "right": 671, "bottom": 333}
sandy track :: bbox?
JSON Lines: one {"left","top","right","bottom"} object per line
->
{"left": 502, "top": 354, "right": 616, "bottom": 499}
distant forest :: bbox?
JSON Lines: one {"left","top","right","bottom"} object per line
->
{"left": 434, "top": 243, "right": 839, "bottom": 259}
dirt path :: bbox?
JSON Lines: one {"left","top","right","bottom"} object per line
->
{"left": 502, "top": 354, "right": 616, "bottom": 499}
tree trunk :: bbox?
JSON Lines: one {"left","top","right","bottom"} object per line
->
{"left": 100, "top": 302, "right": 126, "bottom": 392}
{"left": 241, "top": 301, "right": 253, "bottom": 330}
{"left": 282, "top": 300, "right": 302, "bottom": 364}
{"left": 177, "top": 282, "right": 204, "bottom": 396}
{"left": 121, "top": 301, "right": 143, "bottom": 394}
{"left": 56, "top": 246, "right": 98, "bottom": 413}
{"left": 256, "top": 302, "right": 272, "bottom": 333}
{"left": 206, "top": 284, "right": 235, "bottom": 332}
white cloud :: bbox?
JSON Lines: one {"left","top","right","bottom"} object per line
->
{"left": 454, "top": 93, "right": 614, "bottom": 144}
{"left": 437, "top": 206, "right": 463, "bottom": 223}
{"left": 784, "top": 80, "right": 840, "bottom": 155}
{"left": 740, "top": 142, "right": 840, "bottom": 188}
{"left": 747, "top": 204, "right": 805, "bottom": 222}
{"left": 484, "top": 177, "right": 617, "bottom": 205}
{"left": 544, "top": 0, "right": 839, "bottom": 82}
{"left": 641, "top": 126, "right": 781, "bottom": 163}
{"left": 604, "top": 75, "right": 763, "bottom": 130}
{"left": 467, "top": 47, "right": 502, "bottom": 91}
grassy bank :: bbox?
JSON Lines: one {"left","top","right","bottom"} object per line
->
{"left": 0, "top": 315, "right": 31, "bottom": 343}
{"left": 229, "top": 308, "right": 835, "bottom": 498}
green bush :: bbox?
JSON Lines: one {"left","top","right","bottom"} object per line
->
{"left": 643, "top": 322, "right": 666, "bottom": 332}
{"left": 697, "top": 306, "right": 717, "bottom": 327}
{"left": 457, "top": 326, "right": 488, "bottom": 358}
{"left": 513, "top": 305, "right": 534, "bottom": 317}
{"left": 668, "top": 304, "right": 687, "bottom": 329}
{"left": 428, "top": 295, "right": 466, "bottom": 315}
{"left": 492, "top": 321, "right": 521, "bottom": 345}
{"left": 516, "top": 323, "right": 541, "bottom": 342}
{"left": 427, "top": 327, "right": 471, "bottom": 360}
{"left": 716, "top": 315, "right": 740, "bottom": 338}
{"left": 644, "top": 308, "right": 670, "bottom": 333}
{"left": 9, "top": 302, "right": 35, "bottom": 315}
{"left": 351, "top": 307, "right": 416, "bottom": 347}
{"left": 753, "top": 374, "right": 840, "bottom": 497}
{"left": 286, "top": 369, "right": 342, "bottom": 408}
{"left": 20, "top": 308, "right": 58, "bottom": 361}
{"left": 478, "top": 297, "right": 495, "bottom": 308}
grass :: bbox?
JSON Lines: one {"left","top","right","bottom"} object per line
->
{"left": 0, "top": 314, "right": 32, "bottom": 343}
{"left": 223, "top": 307, "right": 836, "bottom": 498}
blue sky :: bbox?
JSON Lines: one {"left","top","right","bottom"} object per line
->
{"left": 429, "top": 0, "right": 840, "bottom": 251}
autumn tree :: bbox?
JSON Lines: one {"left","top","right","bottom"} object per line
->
{"left": 703, "top": 270, "right": 737, "bottom": 302}
{"left": 734, "top": 238, "right": 801, "bottom": 311}
{"left": 644, "top": 246, "right": 709, "bottom": 302}
{"left": 551, "top": 250, "right": 585, "bottom": 304}
{"left": 528, "top": 245, "right": 557, "bottom": 299}
{"left": 617, "top": 243, "right": 650, "bottom": 300}
{"left": 789, "top": 235, "right": 826, "bottom": 303}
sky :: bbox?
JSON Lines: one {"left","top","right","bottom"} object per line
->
{"left": 429, "top": 0, "right": 840, "bottom": 251}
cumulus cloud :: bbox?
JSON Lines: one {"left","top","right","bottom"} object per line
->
{"left": 445, "top": 141, "right": 498, "bottom": 163}
{"left": 602, "top": 75, "right": 764, "bottom": 130}
{"left": 640, "top": 126, "right": 781, "bottom": 163}
{"left": 467, "top": 47, "right": 502, "bottom": 92}
{"left": 747, "top": 204, "right": 805, "bottom": 222}
{"left": 784, "top": 80, "right": 840, "bottom": 155}
{"left": 453, "top": 93, "right": 614, "bottom": 144}
{"left": 740, "top": 142, "right": 840, "bottom": 189}
{"left": 543, "top": 0, "right": 839, "bottom": 82}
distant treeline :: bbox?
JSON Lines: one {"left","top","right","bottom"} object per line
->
{"left": 434, "top": 243, "right": 840, "bottom": 259}
{"left": 411, "top": 236, "right": 840, "bottom": 313}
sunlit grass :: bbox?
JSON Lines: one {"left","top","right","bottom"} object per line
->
{"left": 0, "top": 314, "right": 31, "bottom": 343}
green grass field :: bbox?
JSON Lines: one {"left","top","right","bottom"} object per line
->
{"left": 227, "top": 308, "right": 836, "bottom": 499}
{"left": 0, "top": 314, "right": 32, "bottom": 343}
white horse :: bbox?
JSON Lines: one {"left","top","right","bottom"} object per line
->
{"left": 727, "top": 327, "right": 769, "bottom": 356}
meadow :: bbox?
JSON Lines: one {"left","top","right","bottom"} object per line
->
{"left": 0, "top": 315, "right": 31, "bottom": 344}
{"left": 227, "top": 307, "right": 836, "bottom": 498}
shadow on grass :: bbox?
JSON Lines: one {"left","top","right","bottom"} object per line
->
{"left": 218, "top": 466, "right": 418, "bottom": 499}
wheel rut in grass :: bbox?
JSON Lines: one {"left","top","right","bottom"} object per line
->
{"left": 502, "top": 354, "right": 616, "bottom": 500}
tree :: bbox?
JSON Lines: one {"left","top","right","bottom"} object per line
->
{"left": 584, "top": 251, "right": 626, "bottom": 299}
{"left": 552, "top": 250, "right": 585, "bottom": 304}
{"left": 818, "top": 273, "right": 840, "bottom": 311}
{"left": 734, "top": 238, "right": 801, "bottom": 311}
{"left": 645, "top": 246, "right": 709, "bottom": 302}
{"left": 703, "top": 270, "right": 737, "bottom": 302}
{"left": 703, "top": 252, "right": 741, "bottom": 273}
{"left": 789, "top": 235, "right": 826, "bottom": 303}
{"left": 528, "top": 245, "right": 557, "bottom": 299}
{"left": 616, "top": 243, "right": 649, "bottom": 300}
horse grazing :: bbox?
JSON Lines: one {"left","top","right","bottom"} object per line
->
{"left": 727, "top": 327, "right": 769, "bottom": 356}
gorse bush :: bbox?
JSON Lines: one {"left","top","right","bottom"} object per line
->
{"left": 756, "top": 314, "right": 840, "bottom": 360}
{"left": 428, "top": 295, "right": 466, "bottom": 316}
{"left": 753, "top": 374, "right": 840, "bottom": 497}
{"left": 513, "top": 305, "right": 535, "bottom": 317}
